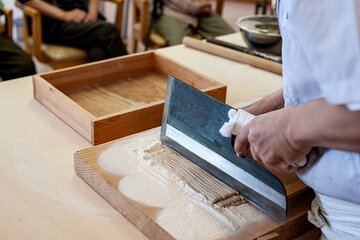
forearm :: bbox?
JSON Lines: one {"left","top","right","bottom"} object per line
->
{"left": 242, "top": 89, "right": 284, "bottom": 115}
{"left": 289, "top": 99, "right": 360, "bottom": 152}
{"left": 164, "top": 0, "right": 206, "bottom": 15}
{"left": 87, "top": 0, "right": 99, "bottom": 16}
{"left": 24, "top": 0, "right": 67, "bottom": 21}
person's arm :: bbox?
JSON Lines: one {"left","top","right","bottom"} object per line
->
{"left": 24, "top": 0, "right": 86, "bottom": 23}
{"left": 234, "top": 98, "right": 360, "bottom": 173}
{"left": 164, "top": 0, "right": 211, "bottom": 16}
{"left": 289, "top": 99, "right": 360, "bottom": 152}
{"left": 84, "top": 0, "right": 99, "bottom": 22}
{"left": 241, "top": 89, "right": 284, "bottom": 115}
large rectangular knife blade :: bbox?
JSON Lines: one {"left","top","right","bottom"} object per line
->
{"left": 160, "top": 76, "right": 287, "bottom": 223}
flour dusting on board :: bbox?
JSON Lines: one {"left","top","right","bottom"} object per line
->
{"left": 98, "top": 128, "right": 277, "bottom": 239}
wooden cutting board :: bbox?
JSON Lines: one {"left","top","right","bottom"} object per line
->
{"left": 74, "top": 128, "right": 316, "bottom": 240}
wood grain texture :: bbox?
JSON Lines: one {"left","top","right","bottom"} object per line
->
{"left": 92, "top": 103, "right": 164, "bottom": 145}
{"left": 41, "top": 52, "right": 154, "bottom": 92}
{"left": 74, "top": 129, "right": 315, "bottom": 240}
{"left": 74, "top": 145, "right": 174, "bottom": 240}
{"left": 183, "top": 37, "right": 282, "bottom": 75}
{"left": 33, "top": 74, "right": 94, "bottom": 142}
{"left": 66, "top": 71, "right": 168, "bottom": 117}
{"left": 34, "top": 51, "right": 226, "bottom": 145}
{"left": 154, "top": 52, "right": 219, "bottom": 90}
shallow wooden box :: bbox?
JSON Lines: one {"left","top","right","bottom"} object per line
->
{"left": 33, "top": 51, "right": 226, "bottom": 145}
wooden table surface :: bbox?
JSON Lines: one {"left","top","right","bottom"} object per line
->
{"left": 0, "top": 33, "right": 282, "bottom": 240}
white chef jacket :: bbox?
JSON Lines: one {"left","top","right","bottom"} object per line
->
{"left": 278, "top": 0, "right": 360, "bottom": 203}
{"left": 278, "top": 1, "right": 360, "bottom": 237}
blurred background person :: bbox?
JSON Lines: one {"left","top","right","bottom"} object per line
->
{"left": 0, "top": 0, "right": 36, "bottom": 80}
{"left": 151, "top": 0, "right": 234, "bottom": 46}
{"left": 19, "top": 0, "right": 127, "bottom": 61}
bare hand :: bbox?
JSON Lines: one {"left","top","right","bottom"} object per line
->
{"left": 198, "top": 4, "right": 212, "bottom": 14}
{"left": 196, "top": 0, "right": 211, "bottom": 15}
{"left": 234, "top": 107, "right": 311, "bottom": 173}
{"left": 63, "top": 9, "right": 87, "bottom": 23}
{"left": 83, "top": 12, "right": 97, "bottom": 22}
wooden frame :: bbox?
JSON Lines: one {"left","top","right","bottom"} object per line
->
{"left": 33, "top": 51, "right": 226, "bottom": 145}
{"left": 0, "top": 8, "right": 13, "bottom": 36}
{"left": 132, "top": 0, "right": 150, "bottom": 53}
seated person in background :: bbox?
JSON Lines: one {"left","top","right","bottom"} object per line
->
{"left": 19, "top": 0, "right": 128, "bottom": 61}
{"left": 152, "top": 0, "right": 234, "bottom": 46}
{"left": 0, "top": 1, "right": 36, "bottom": 81}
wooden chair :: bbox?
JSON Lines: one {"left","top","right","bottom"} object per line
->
{"left": 131, "top": 0, "right": 224, "bottom": 53}
{"left": 0, "top": 8, "right": 13, "bottom": 37}
{"left": 255, "top": 0, "right": 269, "bottom": 15}
{"left": 15, "top": 0, "right": 123, "bottom": 69}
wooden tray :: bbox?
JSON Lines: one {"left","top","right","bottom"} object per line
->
{"left": 33, "top": 51, "right": 226, "bottom": 145}
{"left": 74, "top": 128, "right": 317, "bottom": 240}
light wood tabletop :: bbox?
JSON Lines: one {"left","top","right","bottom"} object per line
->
{"left": 0, "top": 33, "right": 282, "bottom": 240}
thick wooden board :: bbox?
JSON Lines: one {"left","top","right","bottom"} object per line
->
{"left": 74, "top": 140, "right": 173, "bottom": 240}
{"left": 33, "top": 51, "right": 226, "bottom": 145}
{"left": 74, "top": 128, "right": 316, "bottom": 240}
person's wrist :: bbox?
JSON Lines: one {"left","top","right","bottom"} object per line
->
{"left": 242, "top": 98, "right": 269, "bottom": 116}
{"left": 242, "top": 104, "right": 259, "bottom": 115}
{"left": 88, "top": 9, "right": 97, "bottom": 16}
{"left": 60, "top": 10, "right": 69, "bottom": 21}
{"left": 285, "top": 106, "right": 311, "bottom": 152}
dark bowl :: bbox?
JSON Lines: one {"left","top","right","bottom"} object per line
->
{"left": 237, "top": 15, "right": 282, "bottom": 56}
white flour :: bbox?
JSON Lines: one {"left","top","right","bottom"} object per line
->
{"left": 99, "top": 128, "right": 160, "bottom": 176}
{"left": 119, "top": 169, "right": 181, "bottom": 208}
{"left": 99, "top": 144, "right": 138, "bottom": 176}
{"left": 157, "top": 201, "right": 233, "bottom": 239}
{"left": 99, "top": 128, "right": 277, "bottom": 239}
